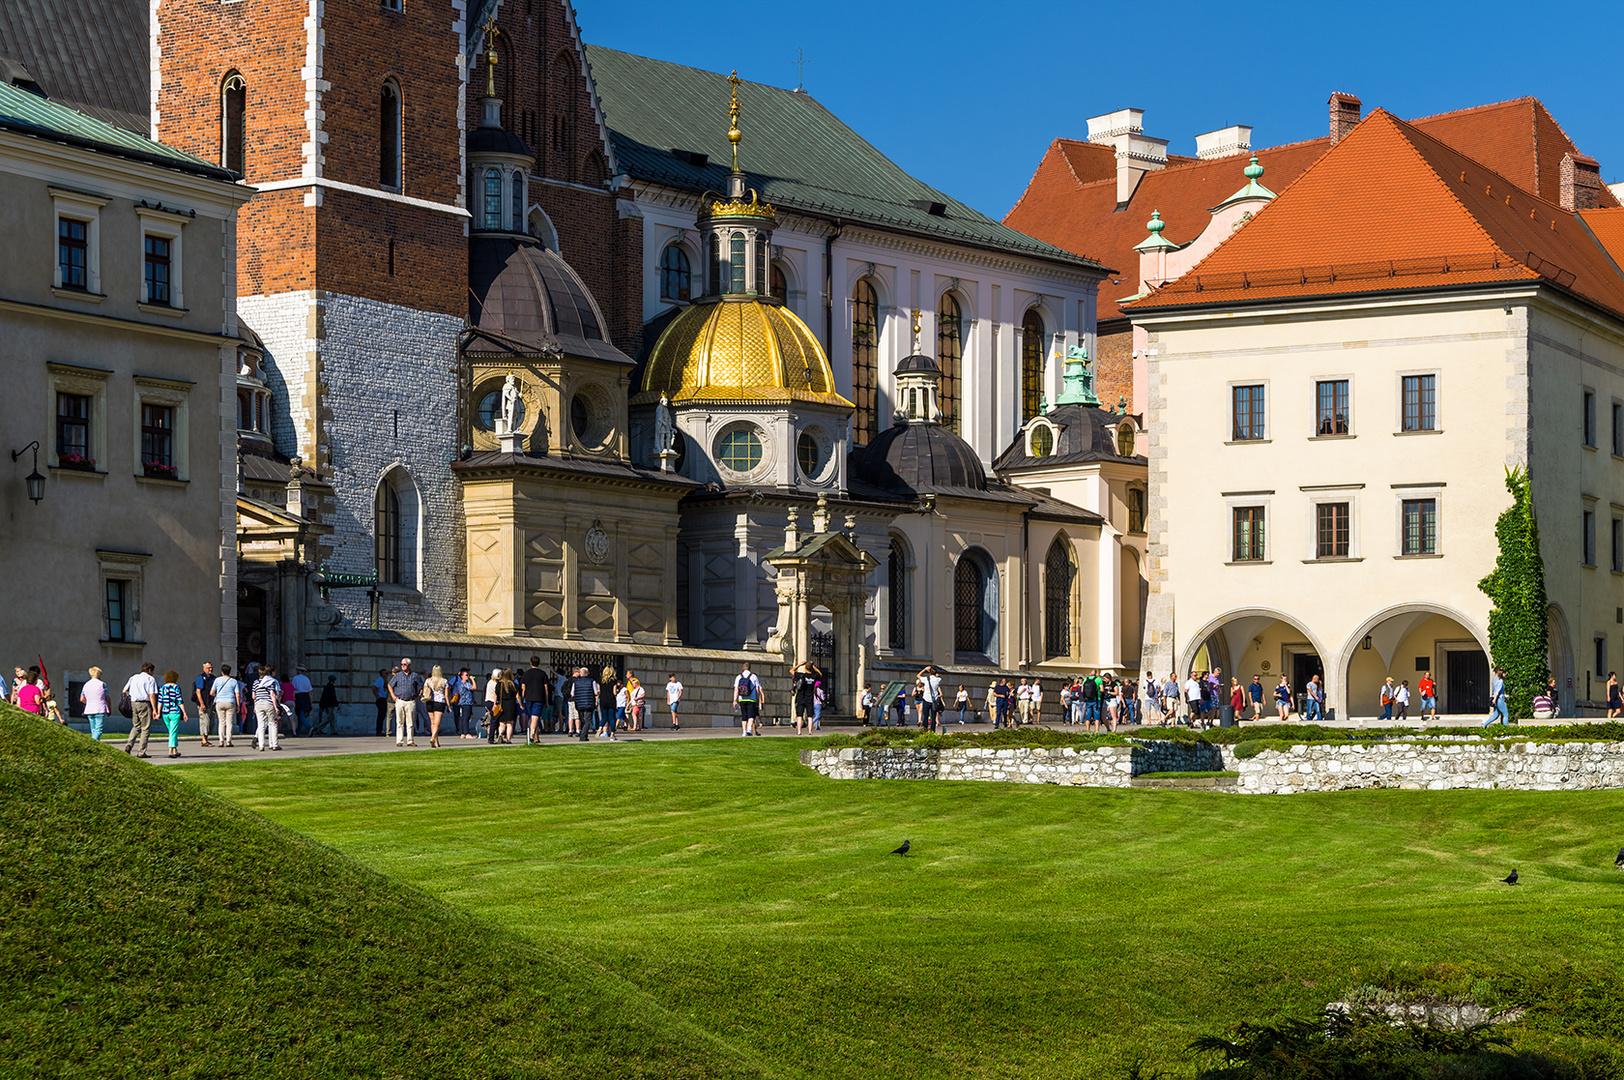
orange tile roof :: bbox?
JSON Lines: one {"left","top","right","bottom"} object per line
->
{"left": 1004, "top": 97, "right": 1621, "bottom": 323}
{"left": 1120, "top": 110, "right": 1624, "bottom": 321}
{"left": 1579, "top": 208, "right": 1624, "bottom": 272}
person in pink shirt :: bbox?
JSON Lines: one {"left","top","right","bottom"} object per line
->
{"left": 16, "top": 666, "right": 45, "bottom": 714}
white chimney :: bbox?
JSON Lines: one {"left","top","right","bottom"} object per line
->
{"left": 1086, "top": 108, "right": 1169, "bottom": 206}
{"left": 1194, "top": 125, "right": 1253, "bottom": 160}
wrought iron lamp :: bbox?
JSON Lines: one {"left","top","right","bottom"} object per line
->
{"left": 11, "top": 441, "right": 44, "bottom": 504}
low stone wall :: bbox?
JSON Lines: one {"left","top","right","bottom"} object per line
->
{"left": 802, "top": 739, "right": 1624, "bottom": 793}
{"left": 800, "top": 741, "right": 1235, "bottom": 786}
{"left": 1240, "top": 739, "right": 1624, "bottom": 793}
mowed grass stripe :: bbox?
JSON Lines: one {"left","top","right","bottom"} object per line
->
{"left": 185, "top": 738, "right": 1624, "bottom": 1077}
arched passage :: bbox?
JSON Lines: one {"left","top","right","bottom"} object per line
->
{"left": 1548, "top": 604, "right": 1574, "bottom": 716}
{"left": 1341, "top": 604, "right": 1489, "bottom": 718}
{"left": 1180, "top": 608, "right": 1328, "bottom": 715}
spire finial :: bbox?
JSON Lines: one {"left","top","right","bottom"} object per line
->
{"left": 726, "top": 70, "right": 743, "bottom": 173}
{"left": 482, "top": 15, "right": 500, "bottom": 99}
{"left": 1244, "top": 154, "right": 1264, "bottom": 181}
{"left": 1147, "top": 209, "right": 1165, "bottom": 235}
{"left": 911, "top": 308, "right": 922, "bottom": 352}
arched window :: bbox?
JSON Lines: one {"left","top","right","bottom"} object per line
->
{"left": 729, "top": 231, "right": 746, "bottom": 294}
{"left": 660, "top": 244, "right": 691, "bottom": 302}
{"left": 221, "top": 72, "right": 246, "bottom": 175}
{"left": 708, "top": 234, "right": 722, "bottom": 296}
{"left": 754, "top": 234, "right": 767, "bottom": 293}
{"left": 511, "top": 170, "right": 523, "bottom": 231}
{"left": 937, "top": 293, "right": 963, "bottom": 433}
{"left": 1044, "top": 537, "right": 1076, "bottom": 659}
{"left": 954, "top": 552, "right": 997, "bottom": 657}
{"left": 771, "top": 264, "right": 788, "bottom": 303}
{"left": 375, "top": 468, "right": 420, "bottom": 588}
{"left": 238, "top": 392, "right": 252, "bottom": 431}
{"left": 852, "top": 279, "right": 879, "bottom": 446}
{"left": 888, "top": 537, "right": 909, "bottom": 651}
{"left": 1117, "top": 422, "right": 1136, "bottom": 458}
{"left": 482, "top": 169, "right": 502, "bottom": 230}
{"left": 380, "top": 81, "right": 402, "bottom": 189}
{"left": 1021, "top": 309, "right": 1045, "bottom": 423}
{"left": 376, "top": 485, "right": 401, "bottom": 585}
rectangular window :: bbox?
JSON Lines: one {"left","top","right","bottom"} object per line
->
{"left": 1402, "top": 498, "right": 1437, "bottom": 555}
{"left": 56, "top": 393, "right": 90, "bottom": 462}
{"left": 141, "top": 403, "right": 174, "bottom": 470}
{"left": 1315, "top": 379, "right": 1349, "bottom": 436}
{"left": 1316, "top": 502, "right": 1350, "bottom": 558}
{"left": 1598, "top": 638, "right": 1607, "bottom": 679}
{"left": 1232, "top": 384, "right": 1265, "bottom": 441}
{"left": 1614, "top": 517, "right": 1622, "bottom": 573}
{"left": 1128, "top": 488, "right": 1147, "bottom": 534}
{"left": 1232, "top": 506, "right": 1265, "bottom": 562}
{"left": 144, "top": 235, "right": 171, "bottom": 305}
{"left": 1613, "top": 402, "right": 1622, "bottom": 456}
{"left": 106, "top": 579, "right": 128, "bottom": 642}
{"left": 1584, "top": 390, "right": 1597, "bottom": 447}
{"left": 58, "top": 218, "right": 88, "bottom": 290}
{"left": 1584, "top": 509, "right": 1597, "bottom": 566}
{"left": 1401, "top": 374, "right": 1435, "bottom": 431}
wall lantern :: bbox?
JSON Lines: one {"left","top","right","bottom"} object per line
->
{"left": 11, "top": 441, "right": 44, "bottom": 504}
{"left": 1362, "top": 635, "right": 1373, "bottom": 651}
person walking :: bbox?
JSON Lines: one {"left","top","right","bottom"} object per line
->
{"left": 1483, "top": 667, "right": 1510, "bottom": 726}
{"left": 1246, "top": 675, "right": 1265, "bottom": 721}
{"left": 252, "top": 663, "right": 282, "bottom": 751}
{"left": 1393, "top": 679, "right": 1411, "bottom": 722}
{"left": 211, "top": 665, "right": 243, "bottom": 747}
{"left": 1418, "top": 671, "right": 1438, "bottom": 721}
{"left": 1015, "top": 678, "right": 1033, "bottom": 726}
{"left": 861, "top": 683, "right": 877, "bottom": 727}
{"left": 158, "top": 671, "right": 187, "bottom": 758}
{"left": 451, "top": 668, "right": 475, "bottom": 738}
{"left": 1379, "top": 678, "right": 1395, "bottom": 721}
{"left": 1183, "top": 670, "right": 1203, "bottom": 729}
{"left": 372, "top": 668, "right": 390, "bottom": 737}
{"left": 599, "top": 674, "right": 619, "bottom": 740}
{"left": 313, "top": 676, "right": 339, "bottom": 735}
{"left": 122, "top": 662, "right": 159, "bottom": 758}
{"left": 80, "top": 666, "right": 109, "bottom": 743}
{"left": 812, "top": 679, "right": 825, "bottom": 731}
{"left": 791, "top": 661, "right": 818, "bottom": 735}
{"left": 289, "top": 666, "right": 313, "bottom": 737}
{"left": 733, "top": 662, "right": 764, "bottom": 737}
{"left": 892, "top": 683, "right": 910, "bottom": 727}
{"left": 1105, "top": 683, "right": 1123, "bottom": 733}
{"left": 955, "top": 684, "right": 970, "bottom": 724}
{"left": 1274, "top": 675, "right": 1292, "bottom": 721}
{"left": 917, "top": 666, "right": 943, "bottom": 730}
{"left": 518, "top": 657, "right": 549, "bottom": 743}
{"left": 666, "top": 673, "right": 684, "bottom": 730}
{"left": 423, "top": 665, "right": 450, "bottom": 747}
{"left": 1608, "top": 672, "right": 1622, "bottom": 719}
{"left": 388, "top": 658, "right": 422, "bottom": 747}
{"left": 1228, "top": 677, "right": 1244, "bottom": 726}
{"left": 1080, "top": 672, "right": 1100, "bottom": 731}
{"left": 193, "top": 661, "right": 216, "bottom": 747}
{"left": 16, "top": 667, "right": 45, "bottom": 714}
{"left": 628, "top": 673, "right": 646, "bottom": 730}
{"left": 1304, "top": 674, "right": 1324, "bottom": 724}
{"left": 570, "top": 667, "right": 597, "bottom": 742}
{"left": 496, "top": 669, "right": 521, "bottom": 744}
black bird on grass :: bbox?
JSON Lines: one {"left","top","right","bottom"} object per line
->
{"left": 891, "top": 840, "right": 911, "bottom": 856}
{"left": 1615, "top": 848, "right": 1624, "bottom": 868}
{"left": 1502, "top": 869, "right": 1519, "bottom": 885}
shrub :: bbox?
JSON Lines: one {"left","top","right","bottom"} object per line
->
{"left": 1479, "top": 465, "right": 1550, "bottom": 720}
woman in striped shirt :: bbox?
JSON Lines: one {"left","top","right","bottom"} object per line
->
{"left": 157, "top": 670, "right": 188, "bottom": 758}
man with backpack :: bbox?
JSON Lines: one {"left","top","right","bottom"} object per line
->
{"left": 570, "top": 667, "right": 598, "bottom": 742}
{"left": 733, "top": 662, "right": 765, "bottom": 736}
{"left": 1080, "top": 672, "right": 1101, "bottom": 732}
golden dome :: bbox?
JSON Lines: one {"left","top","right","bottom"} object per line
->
{"left": 637, "top": 298, "right": 853, "bottom": 408}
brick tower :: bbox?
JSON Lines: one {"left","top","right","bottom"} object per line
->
{"left": 154, "top": 0, "right": 470, "bottom": 630}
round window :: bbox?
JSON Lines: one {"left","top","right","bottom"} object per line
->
{"left": 1117, "top": 423, "right": 1136, "bottom": 457}
{"left": 570, "top": 396, "right": 590, "bottom": 440}
{"left": 1030, "top": 425, "right": 1053, "bottom": 457}
{"left": 718, "top": 428, "right": 763, "bottom": 473}
{"left": 476, "top": 388, "right": 525, "bottom": 432}
{"left": 797, "top": 430, "right": 822, "bottom": 478}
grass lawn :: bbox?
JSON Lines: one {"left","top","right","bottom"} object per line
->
{"left": 182, "top": 736, "right": 1624, "bottom": 1078}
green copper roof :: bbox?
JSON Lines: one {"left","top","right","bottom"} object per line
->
{"left": 0, "top": 82, "right": 234, "bottom": 181}
{"left": 1217, "top": 154, "right": 1276, "bottom": 207}
{"left": 583, "top": 47, "right": 1109, "bottom": 273}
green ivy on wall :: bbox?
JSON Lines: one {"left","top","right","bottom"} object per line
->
{"left": 1477, "top": 466, "right": 1549, "bottom": 719}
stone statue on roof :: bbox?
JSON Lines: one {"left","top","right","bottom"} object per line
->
{"left": 499, "top": 373, "right": 520, "bottom": 435}
{"left": 655, "top": 393, "right": 675, "bottom": 454}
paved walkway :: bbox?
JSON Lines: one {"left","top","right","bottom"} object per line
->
{"left": 111, "top": 709, "right": 1603, "bottom": 765}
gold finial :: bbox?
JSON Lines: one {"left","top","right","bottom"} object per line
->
{"left": 726, "top": 70, "right": 743, "bottom": 172}
{"left": 911, "top": 309, "right": 922, "bottom": 351}
{"left": 483, "top": 15, "right": 500, "bottom": 98}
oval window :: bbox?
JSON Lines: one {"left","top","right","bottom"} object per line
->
{"left": 719, "top": 428, "right": 763, "bottom": 473}
{"left": 797, "top": 431, "right": 822, "bottom": 478}
{"left": 1030, "top": 425, "right": 1053, "bottom": 457}
{"left": 570, "top": 395, "right": 590, "bottom": 440}
{"left": 1117, "top": 423, "right": 1136, "bottom": 457}
{"left": 477, "top": 389, "right": 525, "bottom": 432}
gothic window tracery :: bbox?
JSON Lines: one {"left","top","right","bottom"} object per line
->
{"left": 661, "top": 244, "right": 691, "bottom": 302}
{"left": 1021, "top": 309, "right": 1045, "bottom": 423}
{"left": 1044, "top": 537, "right": 1076, "bottom": 659}
{"left": 937, "top": 293, "right": 963, "bottom": 432}
{"left": 852, "top": 279, "right": 879, "bottom": 446}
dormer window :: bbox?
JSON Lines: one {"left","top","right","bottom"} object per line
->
{"left": 1028, "top": 423, "right": 1054, "bottom": 458}
{"left": 1117, "top": 422, "right": 1136, "bottom": 457}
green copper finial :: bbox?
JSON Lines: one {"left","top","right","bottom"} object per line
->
{"left": 1147, "top": 209, "right": 1165, "bottom": 235}
{"left": 1244, "top": 154, "right": 1264, "bottom": 181}
{"left": 1134, "top": 209, "right": 1179, "bottom": 253}
{"left": 1055, "top": 344, "right": 1100, "bottom": 406}
{"left": 1218, "top": 154, "right": 1276, "bottom": 207}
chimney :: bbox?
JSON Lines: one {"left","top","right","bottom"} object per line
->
{"left": 1194, "top": 125, "right": 1253, "bottom": 160}
{"left": 1561, "top": 152, "right": 1604, "bottom": 211}
{"left": 1086, "top": 107, "right": 1169, "bottom": 207}
{"left": 1329, "top": 92, "right": 1362, "bottom": 144}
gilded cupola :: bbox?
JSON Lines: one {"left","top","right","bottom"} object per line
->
{"left": 637, "top": 72, "right": 850, "bottom": 411}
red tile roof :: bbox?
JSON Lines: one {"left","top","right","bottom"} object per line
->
{"left": 1579, "top": 208, "right": 1624, "bottom": 272}
{"left": 1120, "top": 110, "right": 1624, "bottom": 322}
{"left": 1005, "top": 98, "right": 1621, "bottom": 323}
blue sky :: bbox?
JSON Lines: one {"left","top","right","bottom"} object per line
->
{"left": 578, "top": 0, "right": 1623, "bottom": 221}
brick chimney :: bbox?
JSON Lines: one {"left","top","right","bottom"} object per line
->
{"left": 1560, "top": 152, "right": 1604, "bottom": 211}
{"left": 1086, "top": 108, "right": 1169, "bottom": 208}
{"left": 1328, "top": 92, "right": 1362, "bottom": 145}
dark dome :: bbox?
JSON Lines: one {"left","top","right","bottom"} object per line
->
{"left": 894, "top": 352, "right": 941, "bottom": 374}
{"left": 850, "top": 419, "right": 987, "bottom": 495}
{"left": 468, "top": 237, "right": 630, "bottom": 365}
{"left": 468, "top": 126, "right": 532, "bottom": 157}
{"left": 990, "top": 402, "right": 1144, "bottom": 470}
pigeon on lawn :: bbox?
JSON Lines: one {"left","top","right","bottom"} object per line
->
{"left": 1615, "top": 848, "right": 1624, "bottom": 868}
{"left": 891, "top": 840, "right": 911, "bottom": 856}
{"left": 1502, "top": 869, "right": 1519, "bottom": 885}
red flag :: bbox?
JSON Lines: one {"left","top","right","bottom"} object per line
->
{"left": 37, "top": 654, "right": 49, "bottom": 691}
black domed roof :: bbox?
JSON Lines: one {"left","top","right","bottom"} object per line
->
{"left": 850, "top": 419, "right": 987, "bottom": 495}
{"left": 991, "top": 402, "right": 1144, "bottom": 471}
{"left": 894, "top": 352, "right": 941, "bottom": 374}
{"left": 468, "top": 236, "right": 630, "bottom": 365}
{"left": 468, "top": 125, "right": 532, "bottom": 158}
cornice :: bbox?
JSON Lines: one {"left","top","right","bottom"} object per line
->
{"left": 0, "top": 131, "right": 253, "bottom": 218}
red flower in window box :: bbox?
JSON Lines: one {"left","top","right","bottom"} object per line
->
{"left": 142, "top": 461, "right": 178, "bottom": 480}
{"left": 56, "top": 452, "right": 96, "bottom": 470}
